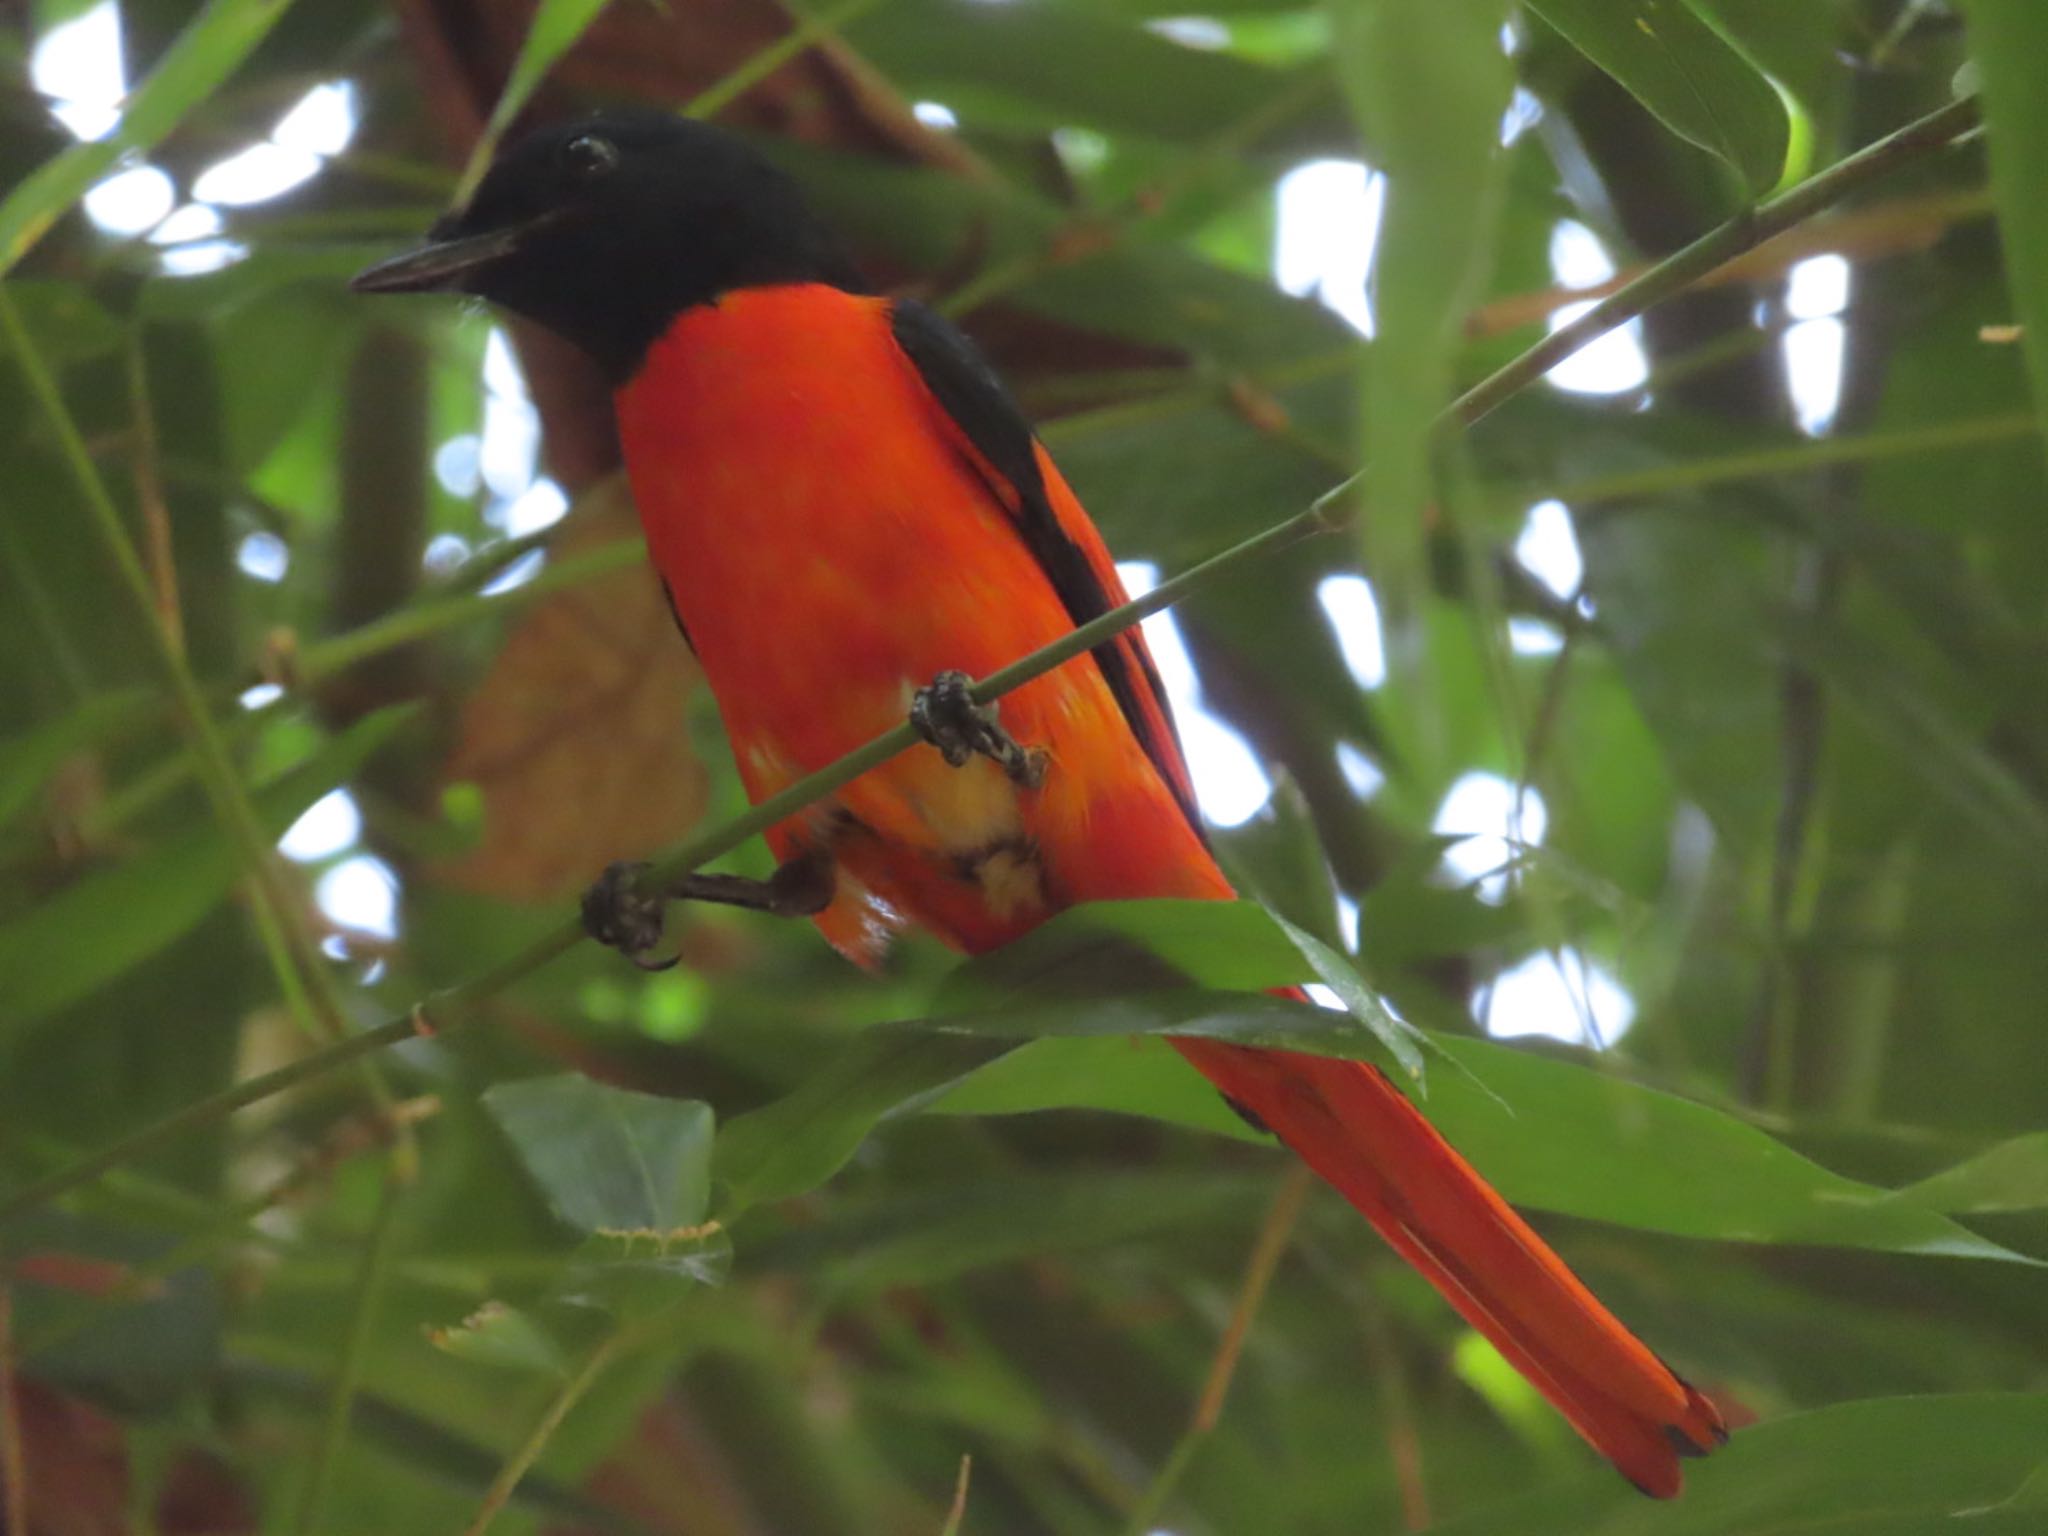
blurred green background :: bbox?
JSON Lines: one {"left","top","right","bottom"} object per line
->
{"left": 3, "top": 1, "right": 2047, "bottom": 1531}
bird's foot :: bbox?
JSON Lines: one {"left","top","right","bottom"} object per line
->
{"left": 911, "top": 670, "right": 1048, "bottom": 788}
{"left": 581, "top": 854, "right": 836, "bottom": 969}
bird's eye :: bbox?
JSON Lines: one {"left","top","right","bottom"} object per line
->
{"left": 560, "top": 134, "right": 620, "bottom": 181}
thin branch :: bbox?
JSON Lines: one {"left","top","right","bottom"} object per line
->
{"left": 1447, "top": 93, "right": 1981, "bottom": 429}
{"left": 1119, "top": 1164, "right": 1312, "bottom": 1536}
{"left": 290, "top": 1156, "right": 408, "bottom": 1536}
{"left": 0, "top": 90, "right": 1985, "bottom": 1221}
{"left": 0, "top": 1289, "right": 25, "bottom": 1536}
{"left": 1355, "top": 1280, "right": 1431, "bottom": 1530}
{"left": 461, "top": 1327, "right": 626, "bottom": 1536}
{"left": 0, "top": 289, "right": 393, "bottom": 1084}
{"left": 17, "top": 1099, "right": 438, "bottom": 1362}
{"left": 938, "top": 1454, "right": 972, "bottom": 1536}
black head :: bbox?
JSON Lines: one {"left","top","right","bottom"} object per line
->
{"left": 352, "top": 111, "right": 865, "bottom": 381}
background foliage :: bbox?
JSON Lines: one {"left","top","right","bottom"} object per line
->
{"left": 2, "top": 1, "right": 2046, "bottom": 1532}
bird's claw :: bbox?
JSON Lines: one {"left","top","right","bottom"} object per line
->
{"left": 581, "top": 861, "right": 677, "bottom": 970}
{"left": 911, "top": 670, "right": 1048, "bottom": 788}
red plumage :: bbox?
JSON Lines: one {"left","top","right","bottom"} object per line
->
{"left": 616, "top": 282, "right": 1724, "bottom": 1495}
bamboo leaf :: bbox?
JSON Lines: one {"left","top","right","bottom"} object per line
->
{"left": 1422, "top": 1393, "right": 2048, "bottom": 1535}
{"left": 1961, "top": 3, "right": 2048, "bottom": 434}
{"left": 0, "top": 0, "right": 297, "bottom": 278}
{"left": 1528, "top": 0, "right": 1792, "bottom": 193}
{"left": 928, "top": 1028, "right": 2037, "bottom": 1263}
{"left": 1904, "top": 1134, "right": 2048, "bottom": 1215}
{"left": 427, "top": 1301, "right": 571, "bottom": 1377}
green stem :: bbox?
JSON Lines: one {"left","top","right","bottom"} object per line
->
{"left": 289, "top": 1157, "right": 405, "bottom": 1536}
{"left": 42, "top": 532, "right": 641, "bottom": 843}
{"left": 0, "top": 933, "right": 574, "bottom": 1222}
{"left": 461, "top": 1327, "right": 626, "bottom": 1536}
{"left": 292, "top": 537, "right": 642, "bottom": 688}
{"left": 0, "top": 90, "right": 1984, "bottom": 1219}
{"left": 1, "top": 292, "right": 387, "bottom": 1090}
{"left": 1445, "top": 93, "right": 1982, "bottom": 429}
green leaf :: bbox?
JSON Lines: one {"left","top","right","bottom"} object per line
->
{"left": 749, "top": 1170, "right": 1275, "bottom": 1292}
{"left": 426, "top": 1300, "right": 570, "bottom": 1377}
{"left": 717, "top": 984, "right": 1395, "bottom": 1214}
{"left": 0, "top": 703, "right": 414, "bottom": 1031}
{"left": 928, "top": 1025, "right": 2038, "bottom": 1262}
{"left": 1413, "top": 1035, "right": 2031, "bottom": 1260}
{"left": 0, "top": 0, "right": 297, "bottom": 278}
{"left": 1270, "top": 911, "right": 1427, "bottom": 1080}
{"left": 1528, "top": 0, "right": 1792, "bottom": 193}
{"left": 716, "top": 1031, "right": 1016, "bottom": 1213}
{"left": 485, "top": 1075, "right": 727, "bottom": 1319}
{"left": 1686, "top": 0, "right": 1844, "bottom": 137}
{"left": 928, "top": 1034, "right": 1266, "bottom": 1144}
{"left": 483, "top": 1074, "right": 714, "bottom": 1239}
{"left": 848, "top": 0, "right": 1302, "bottom": 144}
{"left": 1328, "top": 0, "right": 1514, "bottom": 611}
{"left": 1904, "top": 1134, "right": 2048, "bottom": 1215}
{"left": 1961, "top": 3, "right": 2048, "bottom": 435}
{"left": 1423, "top": 1394, "right": 2048, "bottom": 1535}
{"left": 934, "top": 897, "right": 1422, "bottom": 1074}
{"left": 932, "top": 898, "right": 1314, "bottom": 1009}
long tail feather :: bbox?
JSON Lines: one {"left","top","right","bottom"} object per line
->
{"left": 1172, "top": 1033, "right": 1725, "bottom": 1497}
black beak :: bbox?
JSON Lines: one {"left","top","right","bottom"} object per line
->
{"left": 350, "top": 222, "right": 531, "bottom": 295}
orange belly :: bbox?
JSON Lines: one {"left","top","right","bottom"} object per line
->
{"left": 613, "top": 284, "right": 1228, "bottom": 961}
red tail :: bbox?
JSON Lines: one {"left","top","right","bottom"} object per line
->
{"left": 1173, "top": 1025, "right": 1725, "bottom": 1497}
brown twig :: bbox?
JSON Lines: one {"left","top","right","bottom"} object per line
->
{"left": 1119, "top": 1164, "right": 1312, "bottom": 1533}
{"left": 938, "top": 1453, "right": 972, "bottom": 1536}
{"left": 0, "top": 1289, "right": 27, "bottom": 1536}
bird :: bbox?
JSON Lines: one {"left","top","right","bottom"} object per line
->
{"left": 354, "top": 109, "right": 1725, "bottom": 1496}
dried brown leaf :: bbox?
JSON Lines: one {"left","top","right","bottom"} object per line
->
{"left": 434, "top": 482, "right": 706, "bottom": 902}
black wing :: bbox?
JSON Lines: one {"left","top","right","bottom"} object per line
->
{"left": 888, "top": 299, "right": 1202, "bottom": 836}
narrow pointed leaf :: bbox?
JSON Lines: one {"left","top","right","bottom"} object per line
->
{"left": 928, "top": 1029, "right": 2037, "bottom": 1262}
{"left": 1529, "top": 0, "right": 1791, "bottom": 192}
{"left": 0, "top": 0, "right": 298, "bottom": 278}
{"left": 1423, "top": 1393, "right": 2048, "bottom": 1535}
